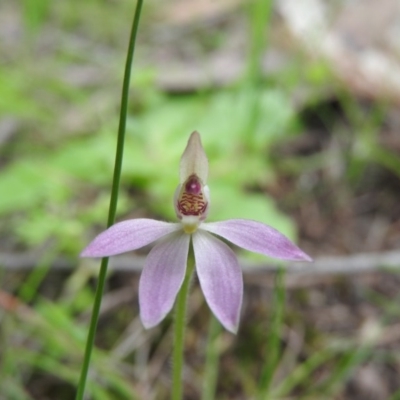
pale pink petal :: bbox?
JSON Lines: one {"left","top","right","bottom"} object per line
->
{"left": 139, "top": 232, "right": 190, "bottom": 328}
{"left": 202, "top": 219, "right": 312, "bottom": 261}
{"left": 180, "top": 131, "right": 208, "bottom": 184}
{"left": 193, "top": 230, "right": 243, "bottom": 333}
{"left": 81, "top": 219, "right": 181, "bottom": 258}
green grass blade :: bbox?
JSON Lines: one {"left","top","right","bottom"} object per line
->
{"left": 201, "top": 315, "right": 222, "bottom": 400}
{"left": 75, "top": 0, "right": 144, "bottom": 398}
{"left": 258, "top": 267, "right": 286, "bottom": 399}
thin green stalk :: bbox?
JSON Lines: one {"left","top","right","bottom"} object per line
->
{"left": 75, "top": 1, "right": 144, "bottom": 399}
{"left": 311, "top": 345, "right": 371, "bottom": 398}
{"left": 271, "top": 348, "right": 334, "bottom": 397}
{"left": 247, "top": 0, "right": 273, "bottom": 84}
{"left": 201, "top": 315, "right": 222, "bottom": 400}
{"left": 18, "top": 247, "right": 57, "bottom": 303}
{"left": 258, "top": 267, "right": 286, "bottom": 399}
{"left": 244, "top": 0, "right": 273, "bottom": 149}
{"left": 172, "top": 260, "right": 195, "bottom": 400}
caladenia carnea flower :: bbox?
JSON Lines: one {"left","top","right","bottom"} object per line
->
{"left": 81, "top": 131, "right": 312, "bottom": 333}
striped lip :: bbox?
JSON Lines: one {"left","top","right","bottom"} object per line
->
{"left": 176, "top": 174, "right": 208, "bottom": 217}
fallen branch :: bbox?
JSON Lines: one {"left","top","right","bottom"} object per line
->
{"left": 1, "top": 250, "right": 399, "bottom": 276}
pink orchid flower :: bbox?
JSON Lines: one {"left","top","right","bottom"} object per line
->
{"left": 81, "top": 132, "right": 311, "bottom": 333}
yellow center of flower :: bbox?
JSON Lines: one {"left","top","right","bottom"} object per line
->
{"left": 183, "top": 223, "right": 198, "bottom": 234}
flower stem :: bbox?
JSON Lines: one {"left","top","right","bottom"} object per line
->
{"left": 75, "top": 1, "right": 144, "bottom": 399}
{"left": 172, "top": 260, "right": 195, "bottom": 400}
{"left": 201, "top": 315, "right": 222, "bottom": 400}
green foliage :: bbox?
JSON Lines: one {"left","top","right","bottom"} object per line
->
{"left": 0, "top": 85, "right": 299, "bottom": 254}
{"left": 0, "top": 68, "right": 46, "bottom": 119}
{"left": 22, "top": 0, "right": 51, "bottom": 34}
{"left": 1, "top": 269, "right": 139, "bottom": 400}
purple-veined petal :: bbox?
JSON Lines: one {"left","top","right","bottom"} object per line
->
{"left": 193, "top": 230, "right": 243, "bottom": 333}
{"left": 81, "top": 219, "right": 181, "bottom": 258}
{"left": 139, "top": 232, "right": 190, "bottom": 328}
{"left": 180, "top": 131, "right": 208, "bottom": 184}
{"left": 202, "top": 219, "right": 312, "bottom": 261}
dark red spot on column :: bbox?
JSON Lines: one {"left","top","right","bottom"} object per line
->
{"left": 185, "top": 175, "right": 202, "bottom": 195}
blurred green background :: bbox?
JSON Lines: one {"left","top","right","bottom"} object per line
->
{"left": 1, "top": 0, "right": 400, "bottom": 399}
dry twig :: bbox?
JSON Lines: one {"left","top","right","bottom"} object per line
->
{"left": 1, "top": 250, "right": 399, "bottom": 276}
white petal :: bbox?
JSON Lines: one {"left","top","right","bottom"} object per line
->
{"left": 193, "top": 230, "right": 243, "bottom": 333}
{"left": 202, "top": 219, "right": 312, "bottom": 261}
{"left": 139, "top": 232, "right": 190, "bottom": 329}
{"left": 81, "top": 219, "right": 181, "bottom": 257}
